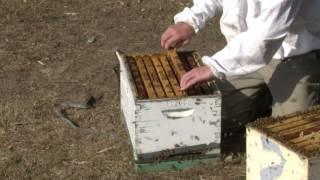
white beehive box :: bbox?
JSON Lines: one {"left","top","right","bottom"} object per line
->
{"left": 116, "top": 50, "right": 222, "bottom": 162}
{"left": 247, "top": 107, "right": 320, "bottom": 180}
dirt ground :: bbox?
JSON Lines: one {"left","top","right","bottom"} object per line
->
{"left": 0, "top": 0, "right": 245, "bottom": 179}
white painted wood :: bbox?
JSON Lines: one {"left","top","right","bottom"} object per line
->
{"left": 117, "top": 51, "right": 138, "bottom": 159}
{"left": 247, "top": 127, "right": 320, "bottom": 180}
{"left": 117, "top": 51, "right": 222, "bottom": 160}
{"left": 135, "top": 97, "right": 221, "bottom": 155}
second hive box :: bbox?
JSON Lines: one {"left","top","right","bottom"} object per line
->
{"left": 247, "top": 107, "right": 320, "bottom": 180}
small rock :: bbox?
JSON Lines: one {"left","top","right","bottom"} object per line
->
{"left": 87, "top": 36, "right": 96, "bottom": 44}
{"left": 37, "top": 60, "right": 45, "bottom": 66}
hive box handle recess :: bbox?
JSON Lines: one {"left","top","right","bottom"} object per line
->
{"left": 162, "top": 108, "right": 195, "bottom": 119}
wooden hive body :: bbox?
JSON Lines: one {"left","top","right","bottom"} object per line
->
{"left": 247, "top": 107, "right": 320, "bottom": 180}
{"left": 116, "top": 50, "right": 221, "bottom": 170}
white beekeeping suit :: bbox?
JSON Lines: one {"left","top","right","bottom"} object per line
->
{"left": 174, "top": 0, "right": 320, "bottom": 77}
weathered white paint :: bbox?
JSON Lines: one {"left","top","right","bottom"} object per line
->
{"left": 117, "top": 51, "right": 138, "bottom": 159}
{"left": 117, "top": 51, "right": 222, "bottom": 160}
{"left": 134, "top": 97, "right": 221, "bottom": 155}
{"left": 247, "top": 127, "right": 320, "bottom": 180}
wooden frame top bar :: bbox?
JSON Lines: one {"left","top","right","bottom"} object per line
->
{"left": 248, "top": 106, "right": 320, "bottom": 157}
{"left": 126, "top": 50, "right": 214, "bottom": 99}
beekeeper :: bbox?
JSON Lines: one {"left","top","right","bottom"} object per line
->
{"left": 161, "top": 0, "right": 320, "bottom": 131}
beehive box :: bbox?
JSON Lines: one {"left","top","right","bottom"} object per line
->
{"left": 116, "top": 49, "right": 221, "bottom": 171}
{"left": 247, "top": 106, "right": 320, "bottom": 180}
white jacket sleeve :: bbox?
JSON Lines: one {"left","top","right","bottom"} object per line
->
{"left": 203, "top": 0, "right": 303, "bottom": 77}
{"left": 174, "top": 0, "right": 222, "bottom": 33}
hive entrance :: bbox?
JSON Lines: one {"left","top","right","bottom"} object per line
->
{"left": 251, "top": 107, "right": 320, "bottom": 157}
{"left": 126, "top": 50, "right": 213, "bottom": 99}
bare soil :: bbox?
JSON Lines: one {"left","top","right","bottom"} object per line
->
{"left": 0, "top": 0, "right": 245, "bottom": 179}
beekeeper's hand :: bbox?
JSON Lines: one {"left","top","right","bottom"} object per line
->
{"left": 180, "top": 66, "right": 214, "bottom": 90}
{"left": 161, "top": 22, "right": 195, "bottom": 49}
